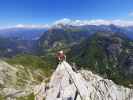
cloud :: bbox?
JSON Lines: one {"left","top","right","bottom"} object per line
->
{"left": 53, "top": 18, "right": 133, "bottom": 27}
{"left": 14, "top": 24, "right": 50, "bottom": 29}
{"left": 54, "top": 18, "right": 72, "bottom": 25}
{"left": 1, "top": 18, "right": 133, "bottom": 29}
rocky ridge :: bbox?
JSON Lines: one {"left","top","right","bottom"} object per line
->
{"left": 35, "top": 61, "right": 133, "bottom": 100}
{"left": 0, "top": 60, "right": 46, "bottom": 100}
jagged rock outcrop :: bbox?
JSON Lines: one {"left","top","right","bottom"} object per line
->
{"left": 68, "top": 31, "right": 133, "bottom": 85}
{"left": 0, "top": 60, "right": 46, "bottom": 100}
{"left": 35, "top": 61, "right": 133, "bottom": 100}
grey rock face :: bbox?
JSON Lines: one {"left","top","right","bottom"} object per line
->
{"left": 39, "top": 61, "right": 133, "bottom": 100}
{"left": 0, "top": 60, "right": 44, "bottom": 100}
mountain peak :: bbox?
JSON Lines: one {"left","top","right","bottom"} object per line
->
{"left": 34, "top": 61, "right": 133, "bottom": 100}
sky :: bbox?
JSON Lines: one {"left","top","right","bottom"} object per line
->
{"left": 0, "top": 0, "right": 133, "bottom": 27}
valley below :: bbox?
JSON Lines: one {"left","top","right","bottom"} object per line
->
{"left": 0, "top": 24, "right": 133, "bottom": 100}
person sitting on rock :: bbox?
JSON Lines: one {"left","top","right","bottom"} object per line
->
{"left": 56, "top": 50, "right": 66, "bottom": 62}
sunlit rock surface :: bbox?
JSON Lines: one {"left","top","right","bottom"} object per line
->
{"left": 0, "top": 60, "right": 45, "bottom": 100}
{"left": 38, "top": 61, "right": 133, "bottom": 100}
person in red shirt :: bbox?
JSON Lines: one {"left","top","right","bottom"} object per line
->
{"left": 56, "top": 50, "right": 66, "bottom": 62}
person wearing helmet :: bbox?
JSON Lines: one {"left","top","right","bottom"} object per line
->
{"left": 56, "top": 50, "right": 66, "bottom": 62}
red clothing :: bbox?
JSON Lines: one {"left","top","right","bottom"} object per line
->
{"left": 57, "top": 52, "right": 66, "bottom": 61}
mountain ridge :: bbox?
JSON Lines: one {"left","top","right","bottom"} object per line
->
{"left": 68, "top": 31, "right": 133, "bottom": 87}
{"left": 34, "top": 61, "right": 133, "bottom": 100}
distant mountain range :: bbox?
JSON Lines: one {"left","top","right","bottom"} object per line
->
{"left": 67, "top": 31, "right": 133, "bottom": 86}
{"left": 38, "top": 27, "right": 92, "bottom": 54}
{"left": 38, "top": 24, "right": 133, "bottom": 54}
{"left": 0, "top": 37, "right": 39, "bottom": 57}
{"left": 37, "top": 24, "right": 133, "bottom": 87}
{"left": 0, "top": 24, "right": 132, "bottom": 57}
{"left": 0, "top": 27, "right": 47, "bottom": 56}
{"left": 0, "top": 28, "right": 47, "bottom": 40}
{"left": 53, "top": 24, "right": 133, "bottom": 39}
{"left": 0, "top": 24, "right": 132, "bottom": 41}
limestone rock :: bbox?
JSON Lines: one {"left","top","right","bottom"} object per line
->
{"left": 39, "top": 61, "right": 133, "bottom": 100}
